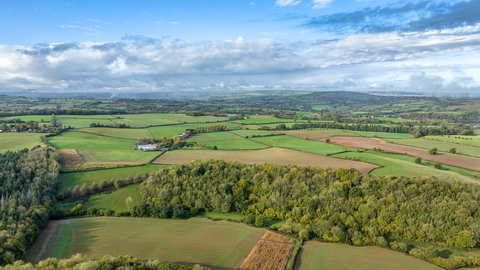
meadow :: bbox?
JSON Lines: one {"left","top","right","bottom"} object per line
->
{"left": 375, "top": 117, "right": 410, "bottom": 122}
{"left": 294, "top": 242, "right": 441, "bottom": 270}
{"left": 155, "top": 148, "right": 379, "bottom": 174}
{"left": 78, "top": 128, "right": 151, "bottom": 140}
{"left": 389, "top": 138, "right": 480, "bottom": 158}
{"left": 331, "top": 151, "right": 478, "bottom": 183}
{"left": 148, "top": 125, "right": 190, "bottom": 140}
{"left": 188, "top": 132, "right": 240, "bottom": 141}
{"left": 199, "top": 139, "right": 269, "bottom": 150}
{"left": 231, "top": 129, "right": 280, "bottom": 137}
{"left": 49, "top": 131, "right": 137, "bottom": 150}
{"left": 0, "top": 133, "right": 45, "bottom": 153}
{"left": 23, "top": 217, "right": 264, "bottom": 269}
{"left": 250, "top": 135, "right": 345, "bottom": 156}
{"left": 230, "top": 116, "right": 294, "bottom": 125}
{"left": 58, "top": 165, "right": 165, "bottom": 193}
{"left": 77, "top": 150, "right": 160, "bottom": 164}
{"left": 425, "top": 135, "right": 480, "bottom": 147}
{"left": 351, "top": 131, "right": 414, "bottom": 139}
{"left": 111, "top": 114, "right": 229, "bottom": 127}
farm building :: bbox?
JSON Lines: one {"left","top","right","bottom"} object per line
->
{"left": 138, "top": 144, "right": 158, "bottom": 150}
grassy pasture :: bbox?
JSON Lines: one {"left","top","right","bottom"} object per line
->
{"left": 112, "top": 114, "right": 229, "bottom": 127}
{"left": 375, "top": 117, "right": 410, "bottom": 122}
{"left": 425, "top": 135, "right": 480, "bottom": 147}
{"left": 49, "top": 131, "right": 137, "bottom": 150}
{"left": 188, "top": 132, "right": 240, "bottom": 142}
{"left": 148, "top": 125, "right": 188, "bottom": 140}
{"left": 284, "top": 129, "right": 359, "bottom": 138}
{"left": 24, "top": 217, "right": 264, "bottom": 269}
{"left": 230, "top": 116, "right": 294, "bottom": 125}
{"left": 200, "top": 138, "right": 268, "bottom": 150}
{"left": 78, "top": 128, "right": 150, "bottom": 140}
{"left": 77, "top": 150, "right": 160, "bottom": 164}
{"left": 155, "top": 148, "right": 379, "bottom": 174}
{"left": 352, "top": 131, "right": 414, "bottom": 139}
{"left": 0, "top": 133, "right": 44, "bottom": 153}
{"left": 183, "top": 122, "right": 240, "bottom": 128}
{"left": 231, "top": 129, "right": 280, "bottom": 137}
{"left": 250, "top": 135, "right": 345, "bottom": 156}
{"left": 388, "top": 138, "right": 480, "bottom": 158}
{"left": 331, "top": 151, "right": 478, "bottom": 183}
{"left": 294, "top": 242, "right": 441, "bottom": 270}
{"left": 58, "top": 165, "right": 165, "bottom": 193}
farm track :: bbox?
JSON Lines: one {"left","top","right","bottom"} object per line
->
{"left": 35, "top": 220, "right": 71, "bottom": 262}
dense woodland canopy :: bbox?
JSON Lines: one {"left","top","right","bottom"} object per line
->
{"left": 0, "top": 148, "right": 61, "bottom": 265}
{"left": 136, "top": 160, "right": 480, "bottom": 249}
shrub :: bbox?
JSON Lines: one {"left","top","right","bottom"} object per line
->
{"left": 449, "top": 148, "right": 457, "bottom": 154}
{"left": 190, "top": 207, "right": 198, "bottom": 215}
{"left": 434, "top": 163, "right": 443, "bottom": 170}
{"left": 428, "top": 148, "right": 438, "bottom": 155}
{"left": 414, "top": 157, "right": 422, "bottom": 164}
{"left": 325, "top": 138, "right": 331, "bottom": 143}
{"left": 255, "top": 215, "right": 267, "bottom": 227}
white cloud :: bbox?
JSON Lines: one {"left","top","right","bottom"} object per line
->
{"left": 169, "top": 21, "right": 179, "bottom": 25}
{"left": 312, "top": 0, "right": 335, "bottom": 9}
{"left": 0, "top": 24, "right": 479, "bottom": 93}
{"left": 250, "top": 2, "right": 255, "bottom": 5}
{"left": 275, "top": 0, "right": 302, "bottom": 7}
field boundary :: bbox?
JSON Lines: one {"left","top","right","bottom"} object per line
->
{"left": 35, "top": 220, "right": 71, "bottom": 263}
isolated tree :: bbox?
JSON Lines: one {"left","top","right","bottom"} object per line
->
{"left": 213, "top": 145, "right": 218, "bottom": 150}
{"left": 342, "top": 146, "right": 349, "bottom": 151}
{"left": 325, "top": 138, "right": 331, "bottom": 143}
{"left": 414, "top": 157, "right": 422, "bottom": 164}
{"left": 428, "top": 148, "right": 438, "bottom": 155}
{"left": 51, "top": 114, "right": 56, "bottom": 126}
{"left": 449, "top": 148, "right": 457, "bottom": 154}
{"left": 434, "top": 163, "right": 443, "bottom": 170}
{"left": 126, "top": 197, "right": 134, "bottom": 212}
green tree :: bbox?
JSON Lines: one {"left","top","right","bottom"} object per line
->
{"left": 255, "top": 215, "right": 268, "bottom": 227}
{"left": 115, "top": 178, "right": 125, "bottom": 189}
{"left": 434, "top": 163, "right": 443, "bottom": 170}
{"left": 449, "top": 148, "right": 457, "bottom": 154}
{"left": 455, "top": 230, "right": 476, "bottom": 248}
{"left": 50, "top": 114, "right": 57, "bottom": 126}
{"left": 414, "top": 157, "right": 422, "bottom": 164}
{"left": 126, "top": 197, "right": 133, "bottom": 211}
{"left": 325, "top": 138, "right": 331, "bottom": 143}
{"left": 428, "top": 148, "right": 438, "bottom": 155}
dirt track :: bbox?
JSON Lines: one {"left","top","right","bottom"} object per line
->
{"left": 327, "top": 137, "right": 480, "bottom": 171}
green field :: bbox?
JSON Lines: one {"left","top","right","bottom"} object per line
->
{"left": 0, "top": 133, "right": 45, "bottom": 153}
{"left": 375, "top": 117, "right": 410, "bottom": 122}
{"left": 183, "top": 122, "right": 240, "bottom": 129}
{"left": 231, "top": 129, "right": 280, "bottom": 137}
{"left": 77, "top": 150, "right": 160, "bottom": 164}
{"left": 230, "top": 116, "right": 294, "bottom": 125}
{"left": 200, "top": 138, "right": 268, "bottom": 150}
{"left": 59, "top": 165, "right": 166, "bottom": 193}
{"left": 388, "top": 138, "right": 480, "bottom": 158}
{"left": 295, "top": 242, "right": 441, "bottom": 270}
{"left": 352, "top": 131, "right": 414, "bottom": 139}
{"left": 251, "top": 135, "right": 345, "bottom": 156}
{"left": 331, "top": 151, "right": 478, "bottom": 183}
{"left": 112, "top": 114, "right": 229, "bottom": 127}
{"left": 189, "top": 132, "right": 240, "bottom": 141}
{"left": 78, "top": 128, "right": 150, "bottom": 140}
{"left": 49, "top": 131, "right": 137, "bottom": 150}
{"left": 425, "top": 135, "right": 480, "bottom": 147}
{"left": 148, "top": 125, "right": 190, "bottom": 140}
{"left": 24, "top": 217, "right": 264, "bottom": 269}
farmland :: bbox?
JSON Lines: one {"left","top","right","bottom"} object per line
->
{"left": 77, "top": 150, "right": 160, "bottom": 164}
{"left": 187, "top": 132, "right": 269, "bottom": 150}
{"left": 0, "top": 132, "right": 44, "bottom": 153}
{"left": 154, "top": 148, "right": 379, "bottom": 174}
{"left": 23, "top": 217, "right": 264, "bottom": 269}
{"left": 58, "top": 165, "right": 165, "bottom": 193}
{"left": 111, "top": 114, "right": 229, "bottom": 127}
{"left": 294, "top": 242, "right": 441, "bottom": 270}
{"left": 49, "top": 131, "right": 137, "bottom": 150}
{"left": 78, "top": 127, "right": 151, "bottom": 140}
{"left": 148, "top": 125, "right": 189, "bottom": 140}
{"left": 388, "top": 138, "right": 480, "bottom": 158}
{"left": 425, "top": 135, "right": 480, "bottom": 147}
{"left": 250, "top": 135, "right": 345, "bottom": 156}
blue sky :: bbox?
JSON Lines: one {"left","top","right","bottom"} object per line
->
{"left": 0, "top": 0, "right": 479, "bottom": 95}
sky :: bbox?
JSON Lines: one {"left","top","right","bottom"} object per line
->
{"left": 0, "top": 0, "right": 479, "bottom": 95}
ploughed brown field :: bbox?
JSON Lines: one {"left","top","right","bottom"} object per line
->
{"left": 238, "top": 236, "right": 294, "bottom": 270}
{"left": 327, "top": 137, "right": 480, "bottom": 171}
{"left": 58, "top": 149, "right": 84, "bottom": 169}
{"left": 154, "top": 148, "right": 380, "bottom": 174}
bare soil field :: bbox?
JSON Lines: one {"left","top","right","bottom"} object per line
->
{"left": 238, "top": 239, "right": 294, "bottom": 270}
{"left": 327, "top": 137, "right": 480, "bottom": 171}
{"left": 58, "top": 149, "right": 84, "bottom": 169}
{"left": 154, "top": 148, "right": 379, "bottom": 174}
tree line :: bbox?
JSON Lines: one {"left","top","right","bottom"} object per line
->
{"left": 0, "top": 148, "right": 61, "bottom": 265}
{"left": 194, "top": 124, "right": 227, "bottom": 133}
{"left": 0, "top": 254, "right": 209, "bottom": 270}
